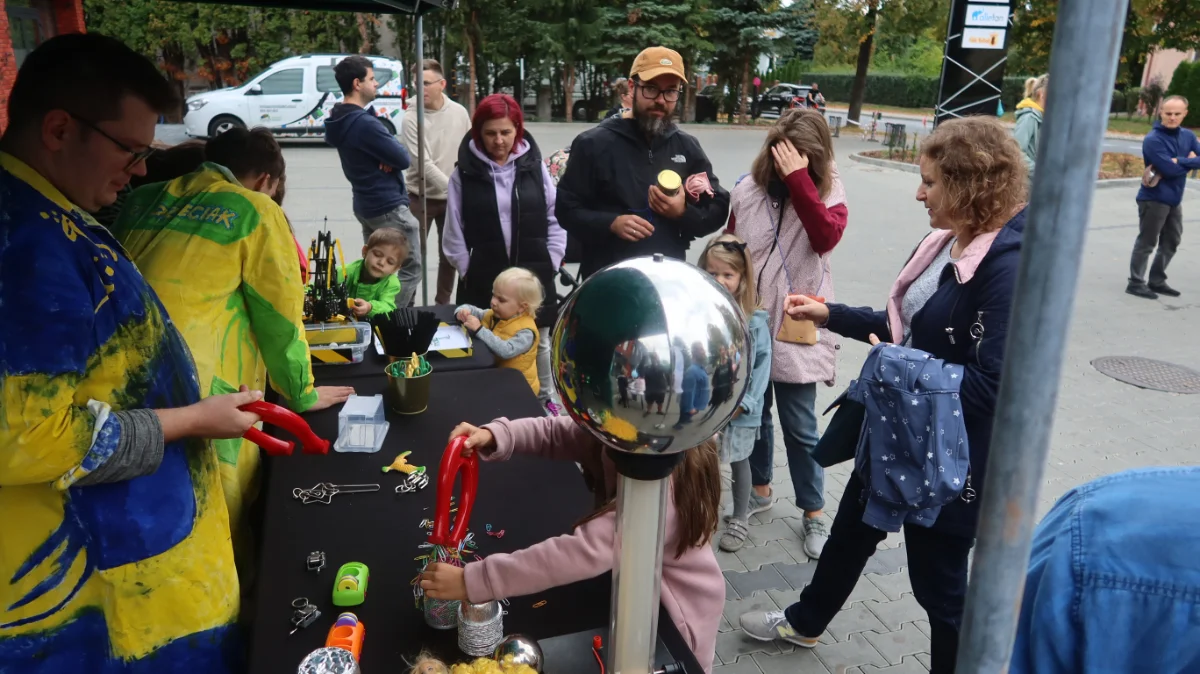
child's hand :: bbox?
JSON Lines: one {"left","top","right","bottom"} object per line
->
{"left": 352, "top": 299, "right": 371, "bottom": 317}
{"left": 448, "top": 422, "right": 495, "bottom": 455}
{"left": 461, "top": 314, "right": 482, "bottom": 332}
{"left": 419, "top": 562, "right": 467, "bottom": 601}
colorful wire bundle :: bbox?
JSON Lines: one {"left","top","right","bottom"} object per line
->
{"left": 411, "top": 529, "right": 481, "bottom": 630}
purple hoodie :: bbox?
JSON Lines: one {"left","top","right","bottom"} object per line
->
{"left": 442, "top": 139, "right": 567, "bottom": 276}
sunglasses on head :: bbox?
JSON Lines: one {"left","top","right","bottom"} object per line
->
{"left": 708, "top": 240, "right": 747, "bottom": 254}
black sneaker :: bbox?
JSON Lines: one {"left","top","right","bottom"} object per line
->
{"left": 1149, "top": 283, "right": 1181, "bottom": 297}
{"left": 1126, "top": 283, "right": 1158, "bottom": 300}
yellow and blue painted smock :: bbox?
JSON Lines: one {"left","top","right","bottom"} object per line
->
{"left": 0, "top": 154, "right": 241, "bottom": 670}
{"left": 112, "top": 163, "right": 317, "bottom": 546}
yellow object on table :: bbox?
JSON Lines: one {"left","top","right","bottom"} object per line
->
{"left": 382, "top": 451, "right": 421, "bottom": 474}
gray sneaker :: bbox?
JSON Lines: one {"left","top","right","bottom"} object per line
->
{"left": 724, "top": 491, "right": 773, "bottom": 524}
{"left": 748, "top": 490, "right": 773, "bottom": 516}
{"left": 802, "top": 516, "right": 829, "bottom": 559}
{"left": 719, "top": 519, "right": 750, "bottom": 552}
{"left": 739, "top": 610, "right": 819, "bottom": 648}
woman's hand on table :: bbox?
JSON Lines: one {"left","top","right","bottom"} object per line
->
{"left": 308, "top": 386, "right": 356, "bottom": 412}
{"left": 420, "top": 562, "right": 467, "bottom": 601}
{"left": 448, "top": 422, "right": 495, "bottom": 456}
{"left": 783, "top": 294, "right": 829, "bottom": 326}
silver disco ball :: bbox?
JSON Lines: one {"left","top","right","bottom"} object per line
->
{"left": 551, "top": 254, "right": 750, "bottom": 454}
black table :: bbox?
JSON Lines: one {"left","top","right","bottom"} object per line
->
{"left": 249, "top": 367, "right": 703, "bottom": 673}
{"left": 320, "top": 303, "right": 495, "bottom": 380}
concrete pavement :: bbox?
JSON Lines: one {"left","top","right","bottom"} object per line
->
{"left": 159, "top": 121, "right": 1198, "bottom": 672}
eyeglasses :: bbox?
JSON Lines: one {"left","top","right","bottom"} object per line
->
{"left": 636, "top": 82, "right": 682, "bottom": 102}
{"left": 68, "top": 112, "right": 155, "bottom": 171}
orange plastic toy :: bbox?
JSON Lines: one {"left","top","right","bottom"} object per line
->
{"left": 325, "top": 612, "right": 366, "bottom": 661}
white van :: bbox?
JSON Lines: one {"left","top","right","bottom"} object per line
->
{"left": 183, "top": 54, "right": 408, "bottom": 138}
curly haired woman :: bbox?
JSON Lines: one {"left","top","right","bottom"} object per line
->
{"left": 740, "top": 116, "right": 1029, "bottom": 674}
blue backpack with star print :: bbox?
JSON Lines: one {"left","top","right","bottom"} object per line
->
{"left": 845, "top": 343, "right": 971, "bottom": 532}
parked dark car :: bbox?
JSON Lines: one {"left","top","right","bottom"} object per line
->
{"left": 695, "top": 84, "right": 756, "bottom": 122}
{"left": 758, "top": 83, "right": 812, "bottom": 118}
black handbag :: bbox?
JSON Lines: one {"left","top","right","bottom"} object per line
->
{"left": 812, "top": 388, "right": 866, "bottom": 468}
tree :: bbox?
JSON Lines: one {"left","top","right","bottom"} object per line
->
{"left": 601, "top": 0, "right": 715, "bottom": 121}
{"left": 809, "top": 0, "right": 946, "bottom": 122}
{"left": 528, "top": 0, "right": 607, "bottom": 121}
{"left": 709, "top": 0, "right": 808, "bottom": 124}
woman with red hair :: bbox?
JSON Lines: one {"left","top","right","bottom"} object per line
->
{"left": 443, "top": 93, "right": 567, "bottom": 415}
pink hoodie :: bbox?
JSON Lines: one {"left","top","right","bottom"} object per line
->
{"left": 464, "top": 415, "right": 724, "bottom": 672}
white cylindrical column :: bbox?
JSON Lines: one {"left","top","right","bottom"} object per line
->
{"left": 608, "top": 474, "right": 669, "bottom": 674}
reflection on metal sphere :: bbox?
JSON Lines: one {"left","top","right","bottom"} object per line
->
{"left": 551, "top": 255, "right": 751, "bottom": 454}
{"left": 493, "top": 634, "right": 544, "bottom": 671}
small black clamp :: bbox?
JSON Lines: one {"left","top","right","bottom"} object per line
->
{"left": 306, "top": 550, "right": 326, "bottom": 573}
{"left": 289, "top": 597, "right": 321, "bottom": 635}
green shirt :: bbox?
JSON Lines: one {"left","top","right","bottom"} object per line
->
{"left": 339, "top": 258, "right": 401, "bottom": 317}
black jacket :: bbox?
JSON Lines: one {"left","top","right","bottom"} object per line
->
{"left": 827, "top": 208, "right": 1026, "bottom": 538}
{"left": 455, "top": 131, "right": 558, "bottom": 327}
{"left": 555, "top": 117, "right": 730, "bottom": 278}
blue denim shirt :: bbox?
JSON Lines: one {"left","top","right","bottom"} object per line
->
{"left": 1011, "top": 467, "right": 1200, "bottom": 673}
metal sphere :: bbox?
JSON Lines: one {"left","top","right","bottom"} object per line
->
{"left": 493, "top": 633, "right": 544, "bottom": 671}
{"left": 551, "top": 255, "right": 751, "bottom": 454}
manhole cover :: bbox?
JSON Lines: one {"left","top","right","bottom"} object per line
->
{"left": 1091, "top": 356, "right": 1200, "bottom": 394}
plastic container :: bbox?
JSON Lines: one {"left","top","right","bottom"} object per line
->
{"left": 334, "top": 394, "right": 389, "bottom": 453}
{"left": 307, "top": 322, "right": 372, "bottom": 366}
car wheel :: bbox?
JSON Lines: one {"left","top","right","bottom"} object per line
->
{"left": 572, "top": 101, "right": 589, "bottom": 122}
{"left": 380, "top": 118, "right": 397, "bottom": 136}
{"left": 208, "top": 115, "right": 246, "bottom": 137}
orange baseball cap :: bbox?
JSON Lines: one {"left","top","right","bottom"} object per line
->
{"left": 630, "top": 46, "right": 686, "bottom": 83}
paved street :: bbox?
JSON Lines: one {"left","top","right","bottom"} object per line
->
{"left": 161, "top": 121, "right": 1198, "bottom": 672}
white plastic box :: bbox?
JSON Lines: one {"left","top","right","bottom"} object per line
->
{"left": 334, "top": 394, "right": 389, "bottom": 453}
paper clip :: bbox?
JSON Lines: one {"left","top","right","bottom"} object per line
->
{"left": 532, "top": 600, "right": 547, "bottom": 608}
{"left": 292, "top": 482, "right": 380, "bottom": 505}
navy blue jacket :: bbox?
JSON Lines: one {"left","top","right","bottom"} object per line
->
{"left": 325, "top": 103, "right": 411, "bottom": 218}
{"left": 1137, "top": 122, "right": 1200, "bottom": 207}
{"left": 826, "top": 208, "right": 1026, "bottom": 538}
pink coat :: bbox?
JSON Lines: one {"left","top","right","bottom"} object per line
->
{"left": 464, "top": 415, "right": 724, "bottom": 672}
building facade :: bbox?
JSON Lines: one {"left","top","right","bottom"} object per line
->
{"left": 1, "top": 0, "right": 85, "bottom": 132}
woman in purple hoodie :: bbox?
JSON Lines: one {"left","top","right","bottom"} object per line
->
{"left": 442, "top": 94, "right": 567, "bottom": 415}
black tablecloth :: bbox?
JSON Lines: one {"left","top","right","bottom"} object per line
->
{"left": 318, "top": 304, "right": 495, "bottom": 381}
{"left": 249, "top": 367, "right": 700, "bottom": 673}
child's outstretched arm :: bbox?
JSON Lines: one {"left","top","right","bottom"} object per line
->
{"left": 465, "top": 510, "right": 617, "bottom": 602}
{"left": 473, "top": 327, "right": 536, "bottom": 360}
{"left": 450, "top": 416, "right": 597, "bottom": 464}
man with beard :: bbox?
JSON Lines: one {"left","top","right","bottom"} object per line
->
{"left": 556, "top": 47, "right": 730, "bottom": 278}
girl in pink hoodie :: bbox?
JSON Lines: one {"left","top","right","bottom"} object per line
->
{"left": 419, "top": 415, "right": 726, "bottom": 671}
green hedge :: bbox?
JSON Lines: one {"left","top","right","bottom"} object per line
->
{"left": 791, "top": 72, "right": 1031, "bottom": 112}
{"left": 1166, "top": 61, "right": 1200, "bottom": 127}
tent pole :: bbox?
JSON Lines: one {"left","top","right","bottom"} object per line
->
{"left": 954, "top": 0, "right": 1129, "bottom": 670}
{"left": 415, "top": 10, "right": 428, "bottom": 306}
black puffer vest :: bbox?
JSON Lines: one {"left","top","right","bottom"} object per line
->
{"left": 455, "top": 132, "right": 558, "bottom": 328}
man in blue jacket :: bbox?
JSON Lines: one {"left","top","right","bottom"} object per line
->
{"left": 326, "top": 55, "right": 420, "bottom": 308}
{"left": 1127, "top": 95, "right": 1199, "bottom": 300}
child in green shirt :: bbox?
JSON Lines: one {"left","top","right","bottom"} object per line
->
{"left": 339, "top": 226, "right": 408, "bottom": 318}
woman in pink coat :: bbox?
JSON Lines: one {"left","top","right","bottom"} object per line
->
{"left": 420, "top": 415, "right": 726, "bottom": 671}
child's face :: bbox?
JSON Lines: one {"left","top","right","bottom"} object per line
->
{"left": 705, "top": 258, "right": 741, "bottom": 297}
{"left": 490, "top": 284, "right": 527, "bottom": 320}
{"left": 362, "top": 243, "right": 404, "bottom": 280}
